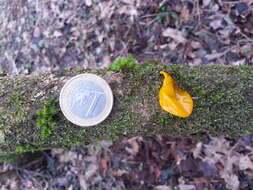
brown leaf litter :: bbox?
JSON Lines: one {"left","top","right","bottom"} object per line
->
{"left": 1, "top": 135, "right": 253, "bottom": 189}
{"left": 0, "top": 0, "right": 253, "bottom": 75}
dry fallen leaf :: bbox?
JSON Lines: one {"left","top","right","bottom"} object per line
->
{"left": 99, "top": 2, "right": 115, "bottom": 19}
{"left": 155, "top": 185, "right": 172, "bottom": 190}
{"left": 181, "top": 5, "right": 190, "bottom": 23}
{"left": 203, "top": 0, "right": 211, "bottom": 7}
{"left": 59, "top": 151, "right": 78, "bottom": 163}
{"left": 85, "top": 0, "right": 92, "bottom": 7}
{"left": 221, "top": 173, "right": 240, "bottom": 190}
{"left": 100, "top": 157, "right": 109, "bottom": 173}
{"left": 210, "top": 19, "right": 223, "bottom": 30}
{"left": 162, "top": 27, "right": 187, "bottom": 44}
{"left": 112, "top": 169, "right": 128, "bottom": 177}
{"left": 239, "top": 155, "right": 253, "bottom": 170}
{"left": 125, "top": 137, "right": 141, "bottom": 155}
{"left": 232, "top": 59, "right": 245, "bottom": 66}
{"left": 85, "top": 163, "right": 98, "bottom": 179}
{"left": 178, "top": 184, "right": 196, "bottom": 190}
{"left": 193, "top": 142, "right": 203, "bottom": 159}
{"left": 79, "top": 175, "right": 88, "bottom": 190}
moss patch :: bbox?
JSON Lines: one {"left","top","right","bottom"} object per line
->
{"left": 0, "top": 154, "right": 18, "bottom": 163}
{"left": 108, "top": 55, "right": 139, "bottom": 71}
{"left": 35, "top": 98, "right": 59, "bottom": 139}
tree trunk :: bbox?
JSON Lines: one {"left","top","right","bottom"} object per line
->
{"left": 0, "top": 65, "right": 253, "bottom": 155}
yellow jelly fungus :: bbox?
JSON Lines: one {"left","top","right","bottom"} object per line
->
{"left": 159, "top": 71, "right": 193, "bottom": 118}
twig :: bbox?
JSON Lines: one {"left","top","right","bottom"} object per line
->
{"left": 159, "top": 0, "right": 168, "bottom": 6}
{"left": 222, "top": 1, "right": 241, "bottom": 4}
{"left": 16, "top": 167, "right": 49, "bottom": 179}
{"left": 140, "top": 12, "right": 169, "bottom": 19}
{"left": 145, "top": 18, "right": 157, "bottom": 27}
{"left": 205, "top": 46, "right": 237, "bottom": 61}
{"left": 239, "top": 31, "right": 253, "bottom": 43}
{"left": 194, "top": 0, "right": 201, "bottom": 26}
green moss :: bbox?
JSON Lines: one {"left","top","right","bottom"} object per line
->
{"left": 35, "top": 98, "right": 59, "bottom": 139}
{"left": 192, "top": 86, "right": 207, "bottom": 96}
{"left": 15, "top": 145, "right": 30, "bottom": 153}
{"left": 109, "top": 135, "right": 120, "bottom": 142}
{"left": 76, "top": 67, "right": 85, "bottom": 73}
{"left": 143, "top": 59, "right": 161, "bottom": 65}
{"left": 0, "top": 154, "right": 18, "bottom": 163}
{"left": 7, "top": 92, "right": 29, "bottom": 122}
{"left": 15, "top": 144, "right": 41, "bottom": 153}
{"left": 108, "top": 54, "right": 139, "bottom": 71}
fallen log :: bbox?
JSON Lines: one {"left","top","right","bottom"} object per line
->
{"left": 0, "top": 64, "right": 252, "bottom": 155}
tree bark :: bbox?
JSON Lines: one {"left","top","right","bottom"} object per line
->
{"left": 0, "top": 65, "right": 253, "bottom": 155}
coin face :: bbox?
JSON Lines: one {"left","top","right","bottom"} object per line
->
{"left": 60, "top": 73, "right": 113, "bottom": 127}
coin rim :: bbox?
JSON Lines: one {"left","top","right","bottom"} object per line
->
{"left": 59, "top": 73, "right": 113, "bottom": 127}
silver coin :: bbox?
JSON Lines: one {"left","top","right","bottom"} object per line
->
{"left": 59, "top": 73, "right": 113, "bottom": 127}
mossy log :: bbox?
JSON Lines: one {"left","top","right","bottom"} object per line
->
{"left": 0, "top": 64, "right": 253, "bottom": 155}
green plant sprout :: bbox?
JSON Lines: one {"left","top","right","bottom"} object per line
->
{"left": 108, "top": 54, "right": 139, "bottom": 71}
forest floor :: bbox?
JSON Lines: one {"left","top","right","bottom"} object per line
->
{"left": 0, "top": 0, "right": 253, "bottom": 189}
{"left": 0, "top": 0, "right": 253, "bottom": 75}
{"left": 1, "top": 136, "right": 253, "bottom": 190}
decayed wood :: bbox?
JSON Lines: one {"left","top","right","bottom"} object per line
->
{"left": 0, "top": 65, "right": 252, "bottom": 155}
